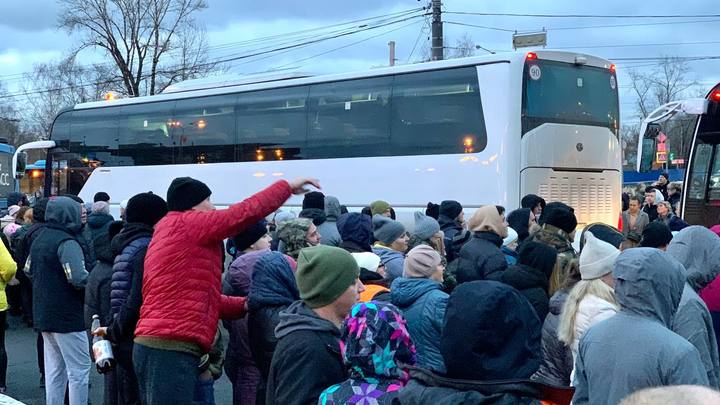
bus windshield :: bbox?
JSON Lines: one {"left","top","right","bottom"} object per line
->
{"left": 0, "top": 151, "right": 14, "bottom": 200}
{"left": 522, "top": 60, "right": 619, "bottom": 136}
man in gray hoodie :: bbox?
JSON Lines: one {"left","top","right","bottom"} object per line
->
{"left": 667, "top": 226, "right": 720, "bottom": 389}
{"left": 572, "top": 248, "right": 709, "bottom": 405}
{"left": 320, "top": 196, "right": 342, "bottom": 247}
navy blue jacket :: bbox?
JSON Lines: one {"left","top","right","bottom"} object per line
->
{"left": 110, "top": 223, "right": 153, "bottom": 317}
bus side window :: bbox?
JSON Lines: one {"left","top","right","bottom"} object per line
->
{"left": 639, "top": 138, "right": 655, "bottom": 173}
{"left": 707, "top": 146, "right": 720, "bottom": 201}
{"left": 688, "top": 143, "right": 713, "bottom": 200}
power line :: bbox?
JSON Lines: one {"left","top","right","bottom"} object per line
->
{"left": 444, "top": 21, "right": 515, "bottom": 32}
{"left": 444, "top": 11, "right": 720, "bottom": 18}
{"left": 273, "top": 20, "right": 422, "bottom": 70}
{"left": 555, "top": 40, "right": 720, "bottom": 50}
{"left": 0, "top": 14, "right": 426, "bottom": 100}
{"left": 0, "top": 7, "right": 427, "bottom": 82}
{"left": 407, "top": 15, "right": 430, "bottom": 63}
{"left": 445, "top": 18, "right": 720, "bottom": 33}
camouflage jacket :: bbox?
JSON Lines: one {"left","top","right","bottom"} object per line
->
{"left": 526, "top": 224, "right": 578, "bottom": 296}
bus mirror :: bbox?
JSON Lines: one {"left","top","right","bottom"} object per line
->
{"left": 681, "top": 99, "right": 709, "bottom": 115}
{"left": 639, "top": 138, "right": 655, "bottom": 173}
{"left": 15, "top": 152, "right": 27, "bottom": 178}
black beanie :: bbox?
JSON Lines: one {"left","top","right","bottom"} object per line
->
{"left": 126, "top": 192, "right": 168, "bottom": 226}
{"left": 166, "top": 177, "right": 211, "bottom": 212}
{"left": 425, "top": 202, "right": 440, "bottom": 220}
{"left": 542, "top": 203, "right": 577, "bottom": 234}
{"left": 32, "top": 198, "right": 49, "bottom": 223}
{"left": 232, "top": 220, "right": 269, "bottom": 252}
{"left": 302, "top": 191, "right": 325, "bottom": 210}
{"left": 94, "top": 192, "right": 110, "bottom": 202}
{"left": 640, "top": 222, "right": 673, "bottom": 248}
{"left": 7, "top": 192, "right": 28, "bottom": 207}
{"left": 440, "top": 200, "right": 462, "bottom": 219}
{"left": 521, "top": 194, "right": 546, "bottom": 211}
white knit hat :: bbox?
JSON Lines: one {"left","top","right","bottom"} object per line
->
{"left": 580, "top": 231, "right": 620, "bottom": 280}
{"left": 351, "top": 252, "right": 382, "bottom": 273}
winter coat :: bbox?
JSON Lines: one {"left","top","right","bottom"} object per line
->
{"left": 319, "top": 302, "right": 416, "bottom": 405}
{"left": 109, "top": 223, "right": 153, "bottom": 317}
{"left": 507, "top": 208, "right": 532, "bottom": 243}
{"left": 87, "top": 212, "right": 114, "bottom": 265}
{"left": 222, "top": 250, "right": 269, "bottom": 380}
{"left": 84, "top": 260, "right": 113, "bottom": 329}
{"left": 319, "top": 197, "right": 342, "bottom": 247}
{"left": 27, "top": 197, "right": 88, "bottom": 333}
{"left": 0, "top": 239, "right": 16, "bottom": 312}
{"left": 438, "top": 215, "right": 463, "bottom": 262}
{"left": 398, "top": 281, "right": 544, "bottom": 404}
{"left": 668, "top": 226, "right": 720, "bottom": 388}
{"left": 569, "top": 295, "right": 617, "bottom": 377}
{"left": 397, "top": 367, "right": 545, "bottom": 405}
{"left": 572, "top": 249, "right": 709, "bottom": 405}
{"left": 135, "top": 180, "right": 291, "bottom": 353}
{"left": 533, "top": 290, "right": 573, "bottom": 387}
{"left": 668, "top": 193, "right": 681, "bottom": 212}
{"left": 500, "top": 264, "right": 551, "bottom": 322}
{"left": 621, "top": 210, "right": 649, "bottom": 238}
{"left": 246, "top": 252, "right": 298, "bottom": 378}
{"left": 525, "top": 224, "right": 578, "bottom": 296}
{"left": 657, "top": 213, "right": 690, "bottom": 232}
{"left": 373, "top": 245, "right": 405, "bottom": 281}
{"left": 266, "top": 301, "right": 345, "bottom": 405}
{"left": 454, "top": 231, "right": 508, "bottom": 283}
{"left": 391, "top": 277, "right": 448, "bottom": 373}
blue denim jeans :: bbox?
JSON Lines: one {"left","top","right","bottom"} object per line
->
{"left": 193, "top": 378, "right": 215, "bottom": 405}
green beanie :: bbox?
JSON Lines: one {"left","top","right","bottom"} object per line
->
{"left": 370, "top": 200, "right": 391, "bottom": 216}
{"left": 296, "top": 245, "right": 360, "bottom": 308}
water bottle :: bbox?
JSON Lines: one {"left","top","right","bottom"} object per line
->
{"left": 91, "top": 314, "right": 116, "bottom": 374}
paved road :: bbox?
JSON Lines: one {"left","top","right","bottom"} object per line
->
{"left": 4, "top": 316, "right": 232, "bottom": 404}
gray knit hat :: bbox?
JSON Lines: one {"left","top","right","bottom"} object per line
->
{"left": 373, "top": 214, "right": 406, "bottom": 245}
{"left": 403, "top": 245, "right": 442, "bottom": 278}
{"left": 413, "top": 211, "right": 440, "bottom": 241}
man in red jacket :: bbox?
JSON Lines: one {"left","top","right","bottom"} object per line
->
{"left": 131, "top": 176, "right": 318, "bottom": 405}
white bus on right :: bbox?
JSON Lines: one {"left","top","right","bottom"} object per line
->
{"left": 637, "top": 83, "right": 720, "bottom": 227}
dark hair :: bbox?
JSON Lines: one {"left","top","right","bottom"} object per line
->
{"left": 389, "top": 207, "right": 396, "bottom": 220}
{"left": 645, "top": 186, "right": 657, "bottom": 194}
{"left": 521, "top": 194, "right": 546, "bottom": 211}
{"left": 16, "top": 206, "right": 31, "bottom": 223}
{"left": 495, "top": 205, "right": 505, "bottom": 216}
{"left": 361, "top": 206, "right": 372, "bottom": 217}
{"left": 629, "top": 195, "right": 642, "bottom": 205}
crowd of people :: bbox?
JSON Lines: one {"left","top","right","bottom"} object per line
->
{"left": 0, "top": 174, "right": 719, "bottom": 405}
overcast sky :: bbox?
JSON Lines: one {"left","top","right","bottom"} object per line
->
{"left": 0, "top": 0, "right": 718, "bottom": 124}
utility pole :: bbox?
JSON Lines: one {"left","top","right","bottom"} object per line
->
{"left": 431, "top": 0, "right": 443, "bottom": 60}
{"left": 388, "top": 41, "right": 396, "bottom": 66}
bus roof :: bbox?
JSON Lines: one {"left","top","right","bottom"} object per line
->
{"left": 74, "top": 50, "right": 613, "bottom": 110}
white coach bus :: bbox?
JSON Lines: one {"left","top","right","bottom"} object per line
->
{"left": 17, "top": 50, "right": 620, "bottom": 227}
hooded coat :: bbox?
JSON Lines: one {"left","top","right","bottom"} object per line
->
{"left": 266, "top": 301, "right": 345, "bottom": 405}
{"left": 87, "top": 211, "right": 114, "bottom": 265}
{"left": 533, "top": 290, "right": 573, "bottom": 387}
{"left": 390, "top": 277, "right": 448, "bottom": 373}
{"left": 397, "top": 281, "right": 544, "bottom": 404}
{"left": 642, "top": 189, "right": 664, "bottom": 223}
{"left": 667, "top": 226, "right": 720, "bottom": 389}
{"left": 221, "top": 249, "right": 268, "bottom": 403}
{"left": 572, "top": 248, "right": 709, "bottom": 405}
{"left": 455, "top": 232, "right": 508, "bottom": 283}
{"left": 372, "top": 246, "right": 405, "bottom": 281}
{"left": 525, "top": 224, "right": 578, "bottom": 297}
{"left": 507, "top": 208, "right": 532, "bottom": 243}
{"left": 438, "top": 214, "right": 463, "bottom": 262}
{"left": 246, "top": 252, "right": 299, "bottom": 378}
{"left": 500, "top": 242, "right": 557, "bottom": 322}
{"left": 318, "top": 196, "right": 342, "bottom": 247}
{"left": 319, "top": 302, "right": 416, "bottom": 405}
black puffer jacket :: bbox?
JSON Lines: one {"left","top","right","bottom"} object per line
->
{"left": 532, "top": 290, "right": 573, "bottom": 387}
{"left": 454, "top": 231, "right": 508, "bottom": 283}
{"left": 500, "top": 242, "right": 557, "bottom": 322}
{"left": 439, "top": 215, "right": 463, "bottom": 262}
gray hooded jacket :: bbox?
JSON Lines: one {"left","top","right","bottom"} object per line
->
{"left": 668, "top": 226, "right": 720, "bottom": 388}
{"left": 572, "top": 248, "right": 709, "bottom": 405}
{"left": 319, "top": 196, "right": 342, "bottom": 247}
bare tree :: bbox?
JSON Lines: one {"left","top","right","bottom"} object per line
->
{"left": 448, "top": 33, "right": 476, "bottom": 59}
{"left": 58, "top": 0, "right": 216, "bottom": 97}
{"left": 20, "top": 56, "right": 116, "bottom": 137}
{"left": 628, "top": 57, "right": 697, "bottom": 120}
{"left": 0, "top": 83, "right": 42, "bottom": 147}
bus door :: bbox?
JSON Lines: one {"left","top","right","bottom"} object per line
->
{"left": 684, "top": 103, "right": 720, "bottom": 226}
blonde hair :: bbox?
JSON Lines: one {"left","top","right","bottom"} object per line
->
{"left": 557, "top": 278, "right": 618, "bottom": 346}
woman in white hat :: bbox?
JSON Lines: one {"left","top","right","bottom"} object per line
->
{"left": 557, "top": 231, "right": 620, "bottom": 380}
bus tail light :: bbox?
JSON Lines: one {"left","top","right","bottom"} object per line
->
{"left": 609, "top": 64, "right": 616, "bottom": 73}
{"left": 711, "top": 91, "right": 720, "bottom": 102}
{"left": 526, "top": 52, "right": 538, "bottom": 60}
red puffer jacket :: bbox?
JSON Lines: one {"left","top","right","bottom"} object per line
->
{"left": 135, "top": 180, "right": 292, "bottom": 353}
